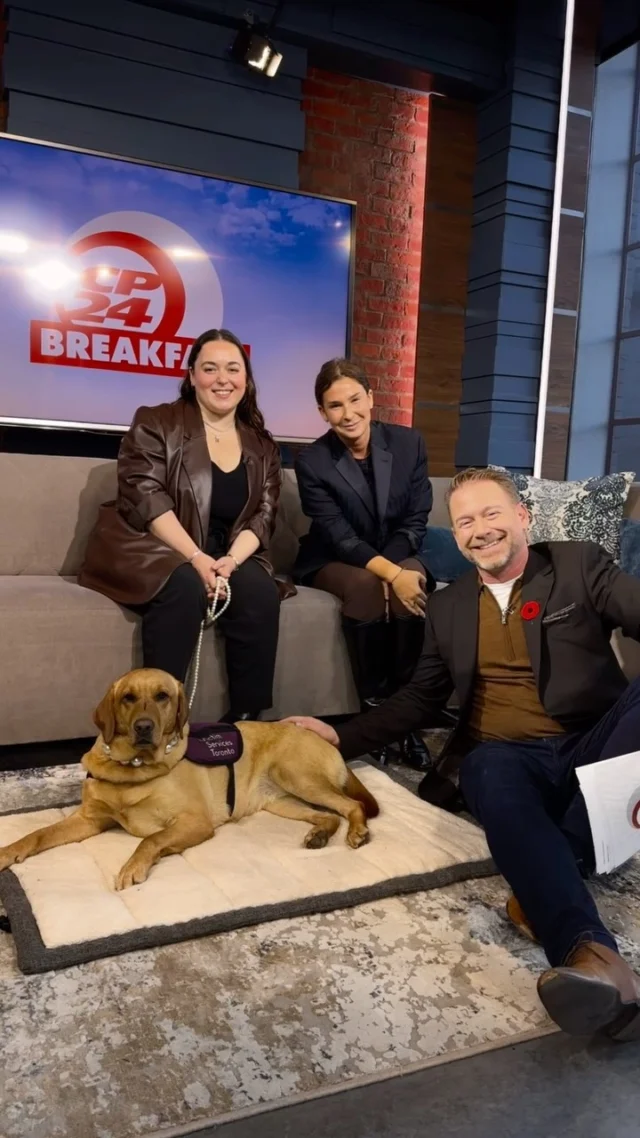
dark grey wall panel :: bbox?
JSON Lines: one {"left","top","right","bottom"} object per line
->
{"left": 5, "top": 37, "right": 304, "bottom": 149}
{"left": 127, "top": 0, "right": 506, "bottom": 94}
{"left": 331, "top": 6, "right": 500, "bottom": 87}
{"left": 8, "top": 93, "right": 300, "bottom": 187}
{"left": 8, "top": 10, "right": 302, "bottom": 99}
{"left": 461, "top": 375, "right": 540, "bottom": 402}
{"left": 456, "top": 0, "right": 562, "bottom": 472}
{"left": 5, "top": 1, "right": 306, "bottom": 190}
{"left": 7, "top": 0, "right": 307, "bottom": 82}
{"left": 462, "top": 333, "right": 543, "bottom": 380}
{"left": 466, "top": 282, "right": 546, "bottom": 327}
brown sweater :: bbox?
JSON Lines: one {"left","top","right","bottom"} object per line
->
{"left": 468, "top": 579, "right": 565, "bottom": 743}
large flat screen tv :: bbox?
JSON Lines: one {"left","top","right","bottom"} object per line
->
{"left": 0, "top": 134, "right": 355, "bottom": 441}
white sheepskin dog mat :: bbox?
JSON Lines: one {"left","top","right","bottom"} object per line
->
{"left": 0, "top": 763, "right": 494, "bottom": 974}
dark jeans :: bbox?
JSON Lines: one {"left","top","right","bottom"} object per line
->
{"left": 131, "top": 560, "right": 280, "bottom": 714}
{"left": 459, "top": 676, "right": 640, "bottom": 967}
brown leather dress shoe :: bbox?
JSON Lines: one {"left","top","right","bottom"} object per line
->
{"left": 506, "top": 895, "right": 538, "bottom": 943}
{"left": 537, "top": 942, "right": 640, "bottom": 1039}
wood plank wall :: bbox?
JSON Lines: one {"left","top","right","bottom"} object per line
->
{"left": 413, "top": 97, "right": 476, "bottom": 475}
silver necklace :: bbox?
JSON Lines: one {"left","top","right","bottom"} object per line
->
{"left": 204, "top": 420, "right": 236, "bottom": 443}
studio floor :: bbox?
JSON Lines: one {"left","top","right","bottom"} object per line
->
{"left": 1, "top": 741, "right": 639, "bottom": 1138}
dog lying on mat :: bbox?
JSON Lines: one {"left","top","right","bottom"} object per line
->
{"left": 0, "top": 669, "right": 379, "bottom": 891}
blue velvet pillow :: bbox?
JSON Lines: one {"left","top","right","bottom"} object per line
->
{"left": 421, "top": 526, "right": 472, "bottom": 583}
{"left": 620, "top": 518, "right": 640, "bottom": 577}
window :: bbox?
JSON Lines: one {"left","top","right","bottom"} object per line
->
{"left": 607, "top": 64, "right": 640, "bottom": 472}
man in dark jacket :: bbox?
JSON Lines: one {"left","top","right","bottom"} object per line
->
{"left": 288, "top": 467, "right": 640, "bottom": 1040}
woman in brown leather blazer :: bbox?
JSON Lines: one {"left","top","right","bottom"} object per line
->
{"left": 79, "top": 328, "right": 286, "bottom": 722}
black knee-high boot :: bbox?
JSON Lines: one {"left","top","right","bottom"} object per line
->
{"left": 388, "top": 615, "right": 433, "bottom": 772}
{"left": 342, "top": 616, "right": 390, "bottom": 707}
{"left": 342, "top": 616, "right": 392, "bottom": 763}
{"left": 389, "top": 615, "right": 459, "bottom": 771}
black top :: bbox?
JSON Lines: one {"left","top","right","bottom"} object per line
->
{"left": 355, "top": 454, "right": 377, "bottom": 512}
{"left": 293, "top": 421, "right": 432, "bottom": 582}
{"left": 206, "top": 461, "right": 249, "bottom": 557}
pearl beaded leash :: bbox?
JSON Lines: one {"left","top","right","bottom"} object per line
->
{"left": 187, "top": 576, "right": 232, "bottom": 711}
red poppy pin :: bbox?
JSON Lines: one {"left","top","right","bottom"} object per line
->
{"left": 521, "top": 601, "right": 541, "bottom": 621}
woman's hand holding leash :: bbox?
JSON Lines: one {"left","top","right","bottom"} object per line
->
{"left": 211, "top": 555, "right": 240, "bottom": 579}
{"left": 190, "top": 551, "right": 230, "bottom": 600}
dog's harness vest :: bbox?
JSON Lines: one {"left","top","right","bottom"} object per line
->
{"left": 185, "top": 723, "right": 244, "bottom": 816}
{"left": 86, "top": 724, "right": 244, "bottom": 817}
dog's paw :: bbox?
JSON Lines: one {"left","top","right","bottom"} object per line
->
{"left": 304, "top": 829, "right": 330, "bottom": 849}
{"left": 0, "top": 847, "right": 18, "bottom": 872}
{"left": 115, "top": 860, "right": 150, "bottom": 891}
{"left": 346, "top": 828, "right": 370, "bottom": 849}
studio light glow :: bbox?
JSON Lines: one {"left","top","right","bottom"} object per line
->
{"left": 26, "top": 259, "right": 80, "bottom": 293}
{"left": 0, "top": 231, "right": 30, "bottom": 256}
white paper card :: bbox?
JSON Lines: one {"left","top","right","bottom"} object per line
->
{"left": 577, "top": 750, "right": 640, "bottom": 875}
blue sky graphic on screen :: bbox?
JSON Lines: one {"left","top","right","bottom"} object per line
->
{"left": 0, "top": 136, "right": 353, "bottom": 439}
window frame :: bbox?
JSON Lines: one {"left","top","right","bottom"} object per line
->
{"left": 606, "top": 54, "right": 640, "bottom": 471}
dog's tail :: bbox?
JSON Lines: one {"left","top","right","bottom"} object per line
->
{"left": 345, "top": 770, "right": 380, "bottom": 818}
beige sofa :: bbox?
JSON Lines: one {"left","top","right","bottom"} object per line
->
{"left": 2, "top": 452, "right": 640, "bottom": 747}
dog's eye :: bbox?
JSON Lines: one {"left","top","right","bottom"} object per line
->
{"left": 154, "top": 691, "right": 170, "bottom": 702}
{"left": 121, "top": 692, "right": 137, "bottom": 704}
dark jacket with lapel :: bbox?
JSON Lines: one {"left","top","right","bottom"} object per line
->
{"left": 336, "top": 541, "right": 640, "bottom": 796}
{"left": 293, "top": 421, "right": 433, "bottom": 580}
{"left": 79, "top": 398, "right": 289, "bottom": 606}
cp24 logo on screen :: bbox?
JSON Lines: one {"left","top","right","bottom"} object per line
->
{"left": 29, "top": 211, "right": 226, "bottom": 378}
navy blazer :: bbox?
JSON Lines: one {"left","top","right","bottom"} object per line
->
{"left": 294, "top": 421, "right": 433, "bottom": 581}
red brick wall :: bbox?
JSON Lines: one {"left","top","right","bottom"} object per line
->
{"left": 299, "top": 68, "right": 429, "bottom": 425}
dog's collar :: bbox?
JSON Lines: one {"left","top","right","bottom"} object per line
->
{"left": 101, "top": 733, "right": 181, "bottom": 765}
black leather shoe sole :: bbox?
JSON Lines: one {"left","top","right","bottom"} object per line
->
{"left": 538, "top": 968, "right": 640, "bottom": 1039}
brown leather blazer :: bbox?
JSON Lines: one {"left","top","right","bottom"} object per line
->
{"left": 79, "top": 398, "right": 293, "bottom": 606}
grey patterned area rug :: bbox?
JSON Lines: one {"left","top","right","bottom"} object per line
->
{"left": 2, "top": 744, "right": 640, "bottom": 1138}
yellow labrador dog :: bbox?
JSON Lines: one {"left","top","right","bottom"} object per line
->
{"left": 0, "top": 669, "right": 379, "bottom": 891}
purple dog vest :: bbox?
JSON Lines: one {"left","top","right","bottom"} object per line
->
{"left": 186, "top": 723, "right": 244, "bottom": 814}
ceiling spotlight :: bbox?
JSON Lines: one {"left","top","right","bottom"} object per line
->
{"left": 230, "top": 23, "right": 283, "bottom": 78}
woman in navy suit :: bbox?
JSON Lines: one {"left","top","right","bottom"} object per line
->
{"left": 294, "top": 359, "right": 436, "bottom": 769}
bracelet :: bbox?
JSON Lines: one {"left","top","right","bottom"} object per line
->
{"left": 390, "top": 568, "right": 404, "bottom": 584}
{"left": 228, "top": 554, "right": 240, "bottom": 571}
{"left": 188, "top": 550, "right": 203, "bottom": 563}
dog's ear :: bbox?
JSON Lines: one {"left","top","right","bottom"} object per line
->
{"left": 93, "top": 686, "right": 117, "bottom": 744}
{"left": 174, "top": 682, "right": 189, "bottom": 735}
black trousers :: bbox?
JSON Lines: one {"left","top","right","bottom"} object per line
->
{"left": 132, "top": 560, "right": 280, "bottom": 714}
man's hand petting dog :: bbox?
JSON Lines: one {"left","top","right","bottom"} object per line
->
{"left": 283, "top": 717, "right": 340, "bottom": 747}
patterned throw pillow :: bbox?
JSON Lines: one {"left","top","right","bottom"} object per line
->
{"left": 509, "top": 472, "right": 635, "bottom": 561}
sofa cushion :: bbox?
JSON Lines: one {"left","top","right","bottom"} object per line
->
{"left": 0, "top": 577, "right": 358, "bottom": 746}
{"left": 0, "top": 454, "right": 117, "bottom": 576}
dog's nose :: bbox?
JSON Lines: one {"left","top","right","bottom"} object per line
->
{"left": 134, "top": 717, "right": 154, "bottom": 736}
